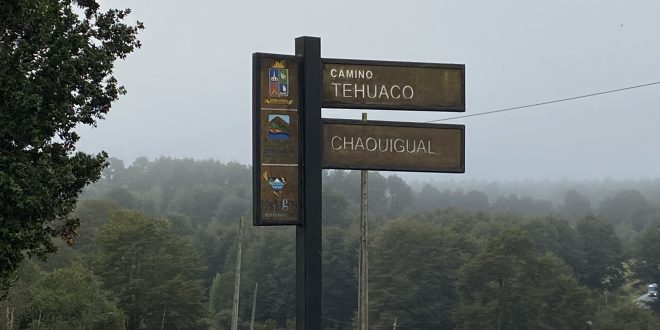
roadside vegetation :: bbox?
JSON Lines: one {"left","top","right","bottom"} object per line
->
{"left": 3, "top": 157, "right": 660, "bottom": 329}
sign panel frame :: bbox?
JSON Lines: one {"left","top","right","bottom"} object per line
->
{"left": 322, "top": 58, "right": 465, "bottom": 112}
{"left": 322, "top": 118, "right": 465, "bottom": 173}
{"left": 253, "top": 52, "right": 303, "bottom": 226}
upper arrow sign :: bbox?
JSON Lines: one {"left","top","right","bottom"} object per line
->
{"left": 322, "top": 58, "right": 465, "bottom": 111}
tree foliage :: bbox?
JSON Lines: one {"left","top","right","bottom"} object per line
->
{"left": 3, "top": 155, "right": 659, "bottom": 328}
{"left": 240, "top": 228, "right": 296, "bottom": 325}
{"left": 592, "top": 301, "right": 660, "bottom": 330}
{"left": 370, "top": 219, "right": 473, "bottom": 329}
{"left": 208, "top": 271, "right": 234, "bottom": 327}
{"left": 635, "top": 218, "right": 660, "bottom": 283}
{"left": 453, "top": 227, "right": 593, "bottom": 330}
{"left": 322, "top": 226, "right": 358, "bottom": 328}
{"left": 560, "top": 189, "right": 593, "bottom": 220}
{"left": 24, "top": 264, "right": 124, "bottom": 329}
{"left": 2, "top": 262, "right": 123, "bottom": 330}
{"left": 575, "top": 216, "right": 624, "bottom": 290}
{"left": 94, "top": 210, "right": 207, "bottom": 329}
{"left": 599, "top": 189, "right": 654, "bottom": 230}
{"left": 522, "top": 216, "right": 584, "bottom": 275}
{"left": 0, "top": 0, "right": 142, "bottom": 297}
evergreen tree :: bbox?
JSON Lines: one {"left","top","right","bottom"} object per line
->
{"left": 634, "top": 218, "right": 660, "bottom": 283}
{"left": 575, "top": 216, "right": 624, "bottom": 290}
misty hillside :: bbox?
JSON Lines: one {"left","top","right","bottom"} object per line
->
{"left": 4, "top": 156, "right": 660, "bottom": 329}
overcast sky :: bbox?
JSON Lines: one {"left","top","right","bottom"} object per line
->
{"left": 78, "top": 0, "right": 660, "bottom": 181}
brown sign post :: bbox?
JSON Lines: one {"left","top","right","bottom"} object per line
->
{"left": 253, "top": 36, "right": 466, "bottom": 330}
{"left": 322, "top": 59, "right": 465, "bottom": 111}
{"left": 322, "top": 119, "right": 465, "bottom": 173}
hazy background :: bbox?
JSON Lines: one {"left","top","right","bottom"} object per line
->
{"left": 78, "top": 0, "right": 660, "bottom": 181}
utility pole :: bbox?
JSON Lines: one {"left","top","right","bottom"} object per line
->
{"left": 231, "top": 217, "right": 244, "bottom": 330}
{"left": 160, "top": 306, "right": 167, "bottom": 330}
{"left": 358, "top": 112, "right": 369, "bottom": 330}
{"left": 6, "top": 305, "right": 14, "bottom": 330}
{"left": 250, "top": 283, "right": 258, "bottom": 330}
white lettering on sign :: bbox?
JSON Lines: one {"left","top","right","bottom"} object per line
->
{"left": 330, "top": 136, "right": 436, "bottom": 155}
{"left": 330, "top": 83, "right": 414, "bottom": 100}
{"left": 327, "top": 66, "right": 415, "bottom": 101}
{"left": 330, "top": 68, "right": 374, "bottom": 80}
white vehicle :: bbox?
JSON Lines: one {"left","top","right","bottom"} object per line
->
{"left": 648, "top": 283, "right": 658, "bottom": 297}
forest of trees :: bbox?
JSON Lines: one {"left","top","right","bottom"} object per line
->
{"left": 3, "top": 157, "right": 660, "bottom": 329}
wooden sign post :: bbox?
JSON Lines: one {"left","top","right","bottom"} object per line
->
{"left": 252, "top": 36, "right": 465, "bottom": 330}
{"left": 295, "top": 36, "right": 323, "bottom": 330}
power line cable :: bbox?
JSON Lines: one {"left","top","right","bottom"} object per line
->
{"left": 427, "top": 81, "right": 660, "bottom": 123}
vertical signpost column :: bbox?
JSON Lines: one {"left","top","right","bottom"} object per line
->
{"left": 295, "top": 36, "right": 322, "bottom": 330}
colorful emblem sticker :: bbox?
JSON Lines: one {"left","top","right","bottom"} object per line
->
{"left": 268, "top": 61, "right": 288, "bottom": 97}
{"left": 267, "top": 114, "right": 290, "bottom": 140}
{"left": 263, "top": 170, "right": 287, "bottom": 196}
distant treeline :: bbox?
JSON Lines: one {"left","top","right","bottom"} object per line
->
{"left": 87, "top": 157, "right": 660, "bottom": 247}
{"left": 3, "top": 157, "right": 660, "bottom": 329}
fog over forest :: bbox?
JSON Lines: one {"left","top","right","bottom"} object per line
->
{"left": 5, "top": 157, "right": 660, "bottom": 328}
